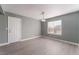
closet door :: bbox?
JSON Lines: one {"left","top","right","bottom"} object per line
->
{"left": 8, "top": 16, "right": 21, "bottom": 43}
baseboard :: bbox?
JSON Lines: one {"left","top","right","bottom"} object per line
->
{"left": 48, "top": 37, "right": 79, "bottom": 46}
{"left": 57, "top": 39, "right": 79, "bottom": 46}
{"left": 20, "top": 36, "right": 41, "bottom": 42}
{"left": 0, "top": 36, "right": 41, "bottom": 47}
{"left": 0, "top": 43, "right": 10, "bottom": 47}
{"left": 0, "top": 36, "right": 78, "bottom": 47}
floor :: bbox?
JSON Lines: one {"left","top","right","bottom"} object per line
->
{"left": 0, "top": 36, "right": 79, "bottom": 55}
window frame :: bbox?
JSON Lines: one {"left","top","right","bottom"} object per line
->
{"left": 47, "top": 20, "right": 62, "bottom": 35}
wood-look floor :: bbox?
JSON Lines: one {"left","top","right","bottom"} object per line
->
{"left": 0, "top": 36, "right": 79, "bottom": 55}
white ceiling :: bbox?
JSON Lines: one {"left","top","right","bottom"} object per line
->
{"left": 1, "top": 4, "right": 79, "bottom": 20}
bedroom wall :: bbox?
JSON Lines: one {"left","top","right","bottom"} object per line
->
{"left": 5, "top": 12, "right": 41, "bottom": 40}
{"left": 41, "top": 11, "right": 79, "bottom": 43}
{"left": 0, "top": 6, "right": 8, "bottom": 43}
{"left": 22, "top": 17, "right": 41, "bottom": 39}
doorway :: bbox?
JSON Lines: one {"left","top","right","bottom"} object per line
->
{"left": 8, "top": 16, "right": 21, "bottom": 43}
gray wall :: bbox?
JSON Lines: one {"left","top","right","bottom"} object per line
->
{"left": 41, "top": 11, "right": 79, "bottom": 43}
{"left": 0, "top": 5, "right": 4, "bottom": 14}
{"left": 22, "top": 17, "right": 41, "bottom": 39}
{"left": 78, "top": 15, "right": 79, "bottom": 43}
{"left": 5, "top": 12, "right": 41, "bottom": 39}
{"left": 62, "top": 12, "right": 79, "bottom": 43}
{"left": 0, "top": 6, "right": 8, "bottom": 43}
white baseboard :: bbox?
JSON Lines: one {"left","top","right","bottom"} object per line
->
{"left": 0, "top": 36, "right": 41, "bottom": 47}
{"left": 0, "top": 36, "right": 79, "bottom": 47}
{"left": 20, "top": 36, "right": 41, "bottom": 42}
{"left": 0, "top": 43, "right": 10, "bottom": 46}
{"left": 48, "top": 37, "right": 79, "bottom": 46}
{"left": 57, "top": 39, "right": 79, "bottom": 46}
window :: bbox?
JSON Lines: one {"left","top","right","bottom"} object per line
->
{"left": 48, "top": 20, "right": 62, "bottom": 35}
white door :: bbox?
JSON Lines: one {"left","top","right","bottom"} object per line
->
{"left": 8, "top": 16, "right": 21, "bottom": 43}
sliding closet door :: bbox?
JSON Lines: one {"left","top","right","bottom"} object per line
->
{"left": 8, "top": 16, "right": 21, "bottom": 43}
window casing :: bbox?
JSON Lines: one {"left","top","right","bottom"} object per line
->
{"left": 48, "top": 20, "right": 62, "bottom": 35}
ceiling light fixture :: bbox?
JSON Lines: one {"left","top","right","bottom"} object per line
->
{"left": 41, "top": 11, "right": 46, "bottom": 22}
